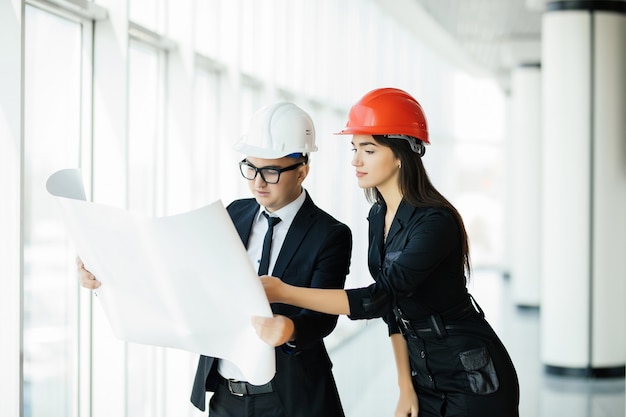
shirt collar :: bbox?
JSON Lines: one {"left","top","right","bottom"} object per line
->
{"left": 256, "top": 188, "right": 306, "bottom": 225}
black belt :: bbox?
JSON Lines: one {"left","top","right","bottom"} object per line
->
{"left": 397, "top": 311, "right": 451, "bottom": 338}
{"left": 415, "top": 324, "right": 464, "bottom": 334}
{"left": 394, "top": 295, "right": 485, "bottom": 339}
{"left": 220, "top": 377, "right": 274, "bottom": 396}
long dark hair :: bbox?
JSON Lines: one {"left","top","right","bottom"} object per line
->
{"left": 365, "top": 135, "right": 471, "bottom": 278}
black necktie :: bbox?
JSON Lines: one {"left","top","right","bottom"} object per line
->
{"left": 258, "top": 212, "right": 281, "bottom": 275}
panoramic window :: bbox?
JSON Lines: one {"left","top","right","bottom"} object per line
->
{"left": 23, "top": 5, "right": 83, "bottom": 417}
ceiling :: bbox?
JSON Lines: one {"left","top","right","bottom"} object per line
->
{"left": 413, "top": 0, "right": 545, "bottom": 93}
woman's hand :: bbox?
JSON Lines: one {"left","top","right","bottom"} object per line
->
{"left": 390, "top": 332, "right": 419, "bottom": 417}
{"left": 260, "top": 276, "right": 350, "bottom": 315}
{"left": 250, "top": 315, "right": 295, "bottom": 347}
{"left": 394, "top": 386, "right": 419, "bottom": 417}
{"left": 76, "top": 256, "right": 101, "bottom": 289}
{"left": 259, "top": 275, "right": 285, "bottom": 303}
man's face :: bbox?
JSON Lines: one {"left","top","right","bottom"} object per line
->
{"left": 242, "top": 156, "right": 309, "bottom": 212}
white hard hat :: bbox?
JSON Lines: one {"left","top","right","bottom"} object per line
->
{"left": 234, "top": 102, "right": 318, "bottom": 159}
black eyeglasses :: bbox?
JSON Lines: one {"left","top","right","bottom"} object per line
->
{"left": 239, "top": 159, "right": 305, "bottom": 184}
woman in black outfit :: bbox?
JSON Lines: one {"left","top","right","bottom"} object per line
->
{"left": 254, "top": 87, "right": 520, "bottom": 417}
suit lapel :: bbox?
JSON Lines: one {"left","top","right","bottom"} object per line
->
{"left": 385, "top": 200, "right": 417, "bottom": 245}
{"left": 369, "top": 200, "right": 415, "bottom": 249}
{"left": 271, "top": 192, "right": 316, "bottom": 277}
{"left": 232, "top": 201, "right": 258, "bottom": 247}
{"left": 385, "top": 215, "right": 402, "bottom": 244}
{"left": 368, "top": 203, "right": 385, "bottom": 263}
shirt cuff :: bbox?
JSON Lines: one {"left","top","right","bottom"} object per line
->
{"left": 281, "top": 341, "right": 296, "bottom": 355}
{"left": 346, "top": 287, "right": 374, "bottom": 319}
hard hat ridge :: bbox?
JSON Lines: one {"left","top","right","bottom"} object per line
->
{"left": 234, "top": 101, "right": 318, "bottom": 159}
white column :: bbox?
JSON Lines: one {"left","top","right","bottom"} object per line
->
{"left": 541, "top": 1, "right": 626, "bottom": 376}
{"left": 0, "top": 1, "right": 23, "bottom": 416}
{"left": 510, "top": 63, "right": 542, "bottom": 308}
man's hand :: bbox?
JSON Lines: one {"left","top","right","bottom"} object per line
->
{"left": 76, "top": 256, "right": 101, "bottom": 289}
{"left": 251, "top": 315, "right": 295, "bottom": 347}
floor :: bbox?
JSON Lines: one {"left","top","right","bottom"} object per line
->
{"left": 328, "top": 270, "right": 625, "bottom": 417}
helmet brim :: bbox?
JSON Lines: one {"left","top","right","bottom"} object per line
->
{"left": 333, "top": 127, "right": 429, "bottom": 144}
{"left": 233, "top": 142, "right": 317, "bottom": 159}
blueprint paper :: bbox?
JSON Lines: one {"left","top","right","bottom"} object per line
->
{"left": 46, "top": 168, "right": 275, "bottom": 384}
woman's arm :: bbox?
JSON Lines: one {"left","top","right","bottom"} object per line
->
{"left": 260, "top": 275, "right": 350, "bottom": 315}
{"left": 390, "top": 333, "right": 419, "bottom": 417}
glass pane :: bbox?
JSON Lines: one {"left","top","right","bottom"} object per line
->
{"left": 128, "top": 41, "right": 160, "bottom": 216}
{"left": 239, "top": 0, "right": 255, "bottom": 74}
{"left": 195, "top": 0, "right": 220, "bottom": 58}
{"left": 234, "top": 85, "right": 261, "bottom": 198}
{"left": 23, "top": 6, "right": 82, "bottom": 417}
{"left": 129, "top": 0, "right": 163, "bottom": 32}
{"left": 126, "top": 40, "right": 162, "bottom": 417}
{"left": 192, "top": 68, "right": 220, "bottom": 205}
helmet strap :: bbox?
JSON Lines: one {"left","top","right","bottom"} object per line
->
{"left": 285, "top": 152, "right": 309, "bottom": 163}
{"left": 385, "top": 135, "right": 426, "bottom": 157}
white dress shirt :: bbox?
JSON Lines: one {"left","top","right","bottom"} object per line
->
{"left": 218, "top": 189, "right": 306, "bottom": 381}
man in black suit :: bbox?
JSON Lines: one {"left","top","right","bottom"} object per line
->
{"left": 190, "top": 102, "right": 352, "bottom": 416}
{"left": 79, "top": 102, "right": 351, "bottom": 416}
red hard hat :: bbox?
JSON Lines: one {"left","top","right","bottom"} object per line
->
{"left": 335, "top": 88, "right": 429, "bottom": 144}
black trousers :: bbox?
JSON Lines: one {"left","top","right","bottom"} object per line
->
{"left": 208, "top": 382, "right": 286, "bottom": 417}
{"left": 403, "top": 313, "right": 520, "bottom": 417}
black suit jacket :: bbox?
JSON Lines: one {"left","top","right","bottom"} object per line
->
{"left": 191, "top": 191, "right": 351, "bottom": 417}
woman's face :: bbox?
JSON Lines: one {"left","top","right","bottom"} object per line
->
{"left": 350, "top": 134, "right": 400, "bottom": 191}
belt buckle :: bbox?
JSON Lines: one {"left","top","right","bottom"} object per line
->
{"left": 395, "top": 308, "right": 410, "bottom": 331}
{"left": 227, "top": 379, "right": 246, "bottom": 396}
{"left": 400, "top": 317, "right": 419, "bottom": 338}
{"left": 400, "top": 317, "right": 412, "bottom": 332}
